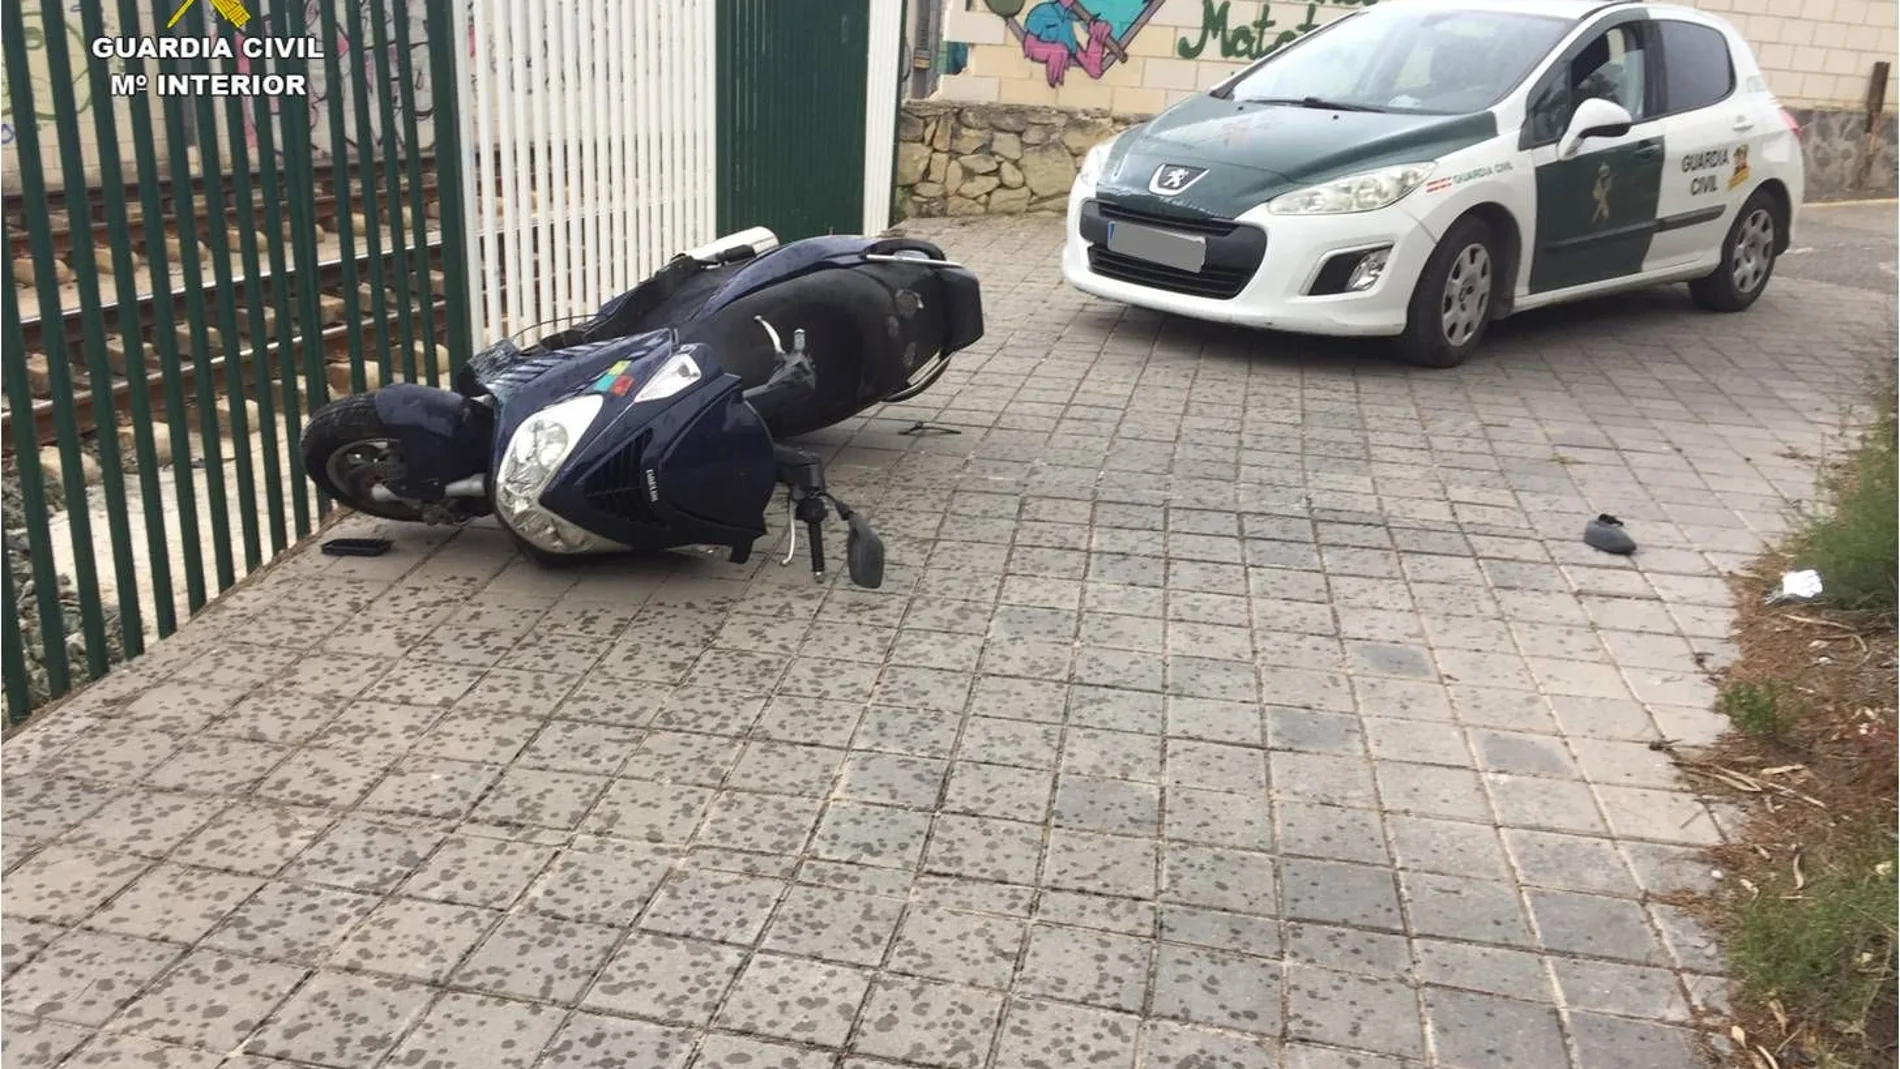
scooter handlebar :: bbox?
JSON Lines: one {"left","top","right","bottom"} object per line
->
{"left": 807, "top": 519, "right": 826, "bottom": 581}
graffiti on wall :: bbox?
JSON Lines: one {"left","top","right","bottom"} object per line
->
{"left": 1, "top": 3, "right": 99, "bottom": 148}
{"left": 967, "top": 0, "right": 1379, "bottom": 88}
{"left": 980, "top": 0, "right": 1167, "bottom": 87}
{"left": 1, "top": 0, "right": 438, "bottom": 176}
{"left": 234, "top": 0, "right": 437, "bottom": 161}
{"left": 1176, "top": 0, "right": 1376, "bottom": 61}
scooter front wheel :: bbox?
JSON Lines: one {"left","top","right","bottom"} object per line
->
{"left": 302, "top": 394, "right": 431, "bottom": 522}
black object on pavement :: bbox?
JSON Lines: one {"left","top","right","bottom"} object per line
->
{"left": 321, "top": 537, "right": 393, "bottom": 558}
{"left": 1583, "top": 514, "right": 1636, "bottom": 555}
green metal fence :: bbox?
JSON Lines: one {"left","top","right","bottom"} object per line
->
{"left": 1, "top": 0, "right": 473, "bottom": 724}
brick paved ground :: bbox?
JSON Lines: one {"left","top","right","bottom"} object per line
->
{"left": 3, "top": 213, "right": 1890, "bottom": 1069}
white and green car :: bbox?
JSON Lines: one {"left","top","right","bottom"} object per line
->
{"left": 1063, "top": 0, "right": 1805, "bottom": 367}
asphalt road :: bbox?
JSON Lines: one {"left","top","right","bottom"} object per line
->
{"left": 1781, "top": 199, "right": 1898, "bottom": 290}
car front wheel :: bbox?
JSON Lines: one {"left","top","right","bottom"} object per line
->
{"left": 1690, "top": 190, "right": 1779, "bottom": 312}
{"left": 1394, "top": 215, "right": 1497, "bottom": 368}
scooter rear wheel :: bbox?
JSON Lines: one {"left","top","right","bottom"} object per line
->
{"left": 302, "top": 394, "right": 429, "bottom": 522}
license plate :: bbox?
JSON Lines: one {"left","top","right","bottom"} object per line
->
{"left": 1106, "top": 221, "right": 1206, "bottom": 273}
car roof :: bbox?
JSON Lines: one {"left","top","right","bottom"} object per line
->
{"left": 1380, "top": 0, "right": 1639, "bottom": 23}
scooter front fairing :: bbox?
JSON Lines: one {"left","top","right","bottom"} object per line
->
{"left": 484, "top": 328, "right": 777, "bottom": 561}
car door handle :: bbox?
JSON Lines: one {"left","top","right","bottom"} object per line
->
{"left": 1733, "top": 116, "right": 1756, "bottom": 132}
{"left": 1633, "top": 145, "right": 1663, "bottom": 161}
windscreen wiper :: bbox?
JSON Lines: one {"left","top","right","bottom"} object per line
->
{"left": 1242, "top": 95, "right": 1381, "bottom": 113}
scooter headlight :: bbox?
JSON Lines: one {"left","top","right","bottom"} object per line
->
{"left": 505, "top": 417, "right": 574, "bottom": 490}
{"left": 495, "top": 393, "right": 623, "bottom": 554}
{"left": 632, "top": 351, "right": 703, "bottom": 404}
{"left": 498, "top": 394, "right": 599, "bottom": 497}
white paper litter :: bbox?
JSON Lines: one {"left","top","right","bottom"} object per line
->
{"left": 1768, "top": 569, "right": 1824, "bottom": 604}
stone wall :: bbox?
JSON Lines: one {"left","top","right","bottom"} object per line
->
{"left": 896, "top": 100, "right": 1896, "bottom": 217}
{"left": 895, "top": 100, "right": 1146, "bottom": 219}
{"left": 1795, "top": 107, "right": 1899, "bottom": 200}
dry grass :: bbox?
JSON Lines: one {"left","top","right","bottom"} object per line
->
{"left": 1681, "top": 373, "right": 1898, "bottom": 1069}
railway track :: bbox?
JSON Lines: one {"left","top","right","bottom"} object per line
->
{"left": 4, "top": 157, "right": 457, "bottom": 453}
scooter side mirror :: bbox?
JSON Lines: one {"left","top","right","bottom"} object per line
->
{"left": 845, "top": 514, "right": 885, "bottom": 589}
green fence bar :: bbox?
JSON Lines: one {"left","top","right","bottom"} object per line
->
{"left": 1, "top": 277, "right": 70, "bottom": 697}
{"left": 247, "top": 86, "right": 314, "bottom": 538}
{"left": 221, "top": 91, "right": 290, "bottom": 558}
{"left": 37, "top": 0, "right": 146, "bottom": 658}
{"left": 158, "top": 83, "right": 239, "bottom": 592}
{"left": 275, "top": 0, "right": 334, "bottom": 516}
{"left": 425, "top": 0, "right": 477, "bottom": 371}
{"left": 2, "top": 1, "right": 111, "bottom": 681}
{"left": 3, "top": 550, "right": 30, "bottom": 723}
{"left": 344, "top": 0, "right": 397, "bottom": 389}
{"left": 181, "top": 2, "right": 262, "bottom": 575}
{"left": 392, "top": 0, "right": 441, "bottom": 386}
{"left": 368, "top": 0, "right": 421, "bottom": 384}
{"left": 317, "top": 0, "right": 370, "bottom": 395}
{"left": 77, "top": 0, "right": 176, "bottom": 642}
{"left": 111, "top": 0, "right": 210, "bottom": 614}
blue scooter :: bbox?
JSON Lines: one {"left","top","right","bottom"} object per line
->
{"left": 300, "top": 228, "right": 985, "bottom": 588}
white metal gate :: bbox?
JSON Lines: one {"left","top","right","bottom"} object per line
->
{"left": 456, "top": 0, "right": 718, "bottom": 344}
{"left": 452, "top": 0, "right": 904, "bottom": 349}
{"left": 862, "top": 0, "right": 906, "bottom": 236}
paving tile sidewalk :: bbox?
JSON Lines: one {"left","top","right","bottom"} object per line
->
{"left": 2, "top": 214, "right": 1889, "bottom": 1069}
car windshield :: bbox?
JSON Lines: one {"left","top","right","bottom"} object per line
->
{"left": 1221, "top": 7, "right": 1573, "bottom": 115}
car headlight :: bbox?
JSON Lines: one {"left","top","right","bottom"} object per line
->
{"left": 1267, "top": 163, "right": 1436, "bottom": 216}
{"left": 1078, "top": 134, "right": 1120, "bottom": 187}
{"left": 494, "top": 393, "right": 623, "bottom": 554}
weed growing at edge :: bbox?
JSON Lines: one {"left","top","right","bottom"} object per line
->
{"left": 1719, "top": 679, "right": 1801, "bottom": 739}
{"left": 1791, "top": 380, "right": 1897, "bottom": 614}
{"left": 1728, "top": 851, "right": 1899, "bottom": 1047}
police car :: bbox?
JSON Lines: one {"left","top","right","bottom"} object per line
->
{"left": 1063, "top": 0, "right": 1804, "bottom": 367}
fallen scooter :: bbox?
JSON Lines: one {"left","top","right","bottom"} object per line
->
{"left": 299, "top": 227, "right": 985, "bottom": 587}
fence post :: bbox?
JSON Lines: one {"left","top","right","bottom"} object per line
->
{"left": 1856, "top": 62, "right": 1891, "bottom": 193}
{"left": 426, "top": 0, "right": 478, "bottom": 369}
{"left": 393, "top": 0, "right": 442, "bottom": 386}
{"left": 273, "top": 0, "right": 335, "bottom": 519}
{"left": 317, "top": 0, "right": 371, "bottom": 397}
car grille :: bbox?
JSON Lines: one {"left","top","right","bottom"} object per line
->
{"left": 1082, "top": 198, "right": 1264, "bottom": 301}
{"left": 1095, "top": 200, "right": 1239, "bottom": 237}
{"left": 581, "top": 432, "right": 658, "bottom": 526}
{"left": 1087, "top": 247, "right": 1257, "bottom": 300}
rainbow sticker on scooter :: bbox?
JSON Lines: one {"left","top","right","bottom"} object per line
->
{"left": 590, "top": 360, "right": 639, "bottom": 396}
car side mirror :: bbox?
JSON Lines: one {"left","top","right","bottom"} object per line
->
{"left": 1560, "top": 97, "right": 1634, "bottom": 158}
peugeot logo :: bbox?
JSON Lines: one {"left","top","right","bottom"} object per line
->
{"left": 1149, "top": 164, "right": 1208, "bottom": 195}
